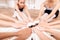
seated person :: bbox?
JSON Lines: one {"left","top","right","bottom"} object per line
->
{"left": 13, "top": 0, "right": 33, "bottom": 23}
{"left": 36, "top": 0, "right": 60, "bottom": 23}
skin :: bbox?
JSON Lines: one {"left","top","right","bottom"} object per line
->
{"left": 43, "top": 0, "right": 60, "bottom": 21}
{"left": 32, "top": 27, "right": 51, "bottom": 40}
{"left": 36, "top": 0, "right": 60, "bottom": 22}
{"left": 0, "top": 20, "right": 15, "bottom": 27}
{"left": 0, "top": 28, "right": 32, "bottom": 40}
{"left": 45, "top": 29, "right": 60, "bottom": 40}
{"left": 15, "top": 28, "right": 32, "bottom": 40}
{"left": 15, "top": 0, "right": 60, "bottom": 40}
{"left": 0, "top": 0, "right": 32, "bottom": 40}
{"left": 0, "top": 32, "right": 16, "bottom": 39}
{"left": 38, "top": 20, "right": 60, "bottom": 29}
{"left": 15, "top": 0, "right": 33, "bottom": 23}
{"left": 49, "top": 20, "right": 60, "bottom": 25}
{"left": 0, "top": 0, "right": 60, "bottom": 40}
{"left": 0, "top": 14, "right": 19, "bottom": 23}
{"left": 37, "top": 20, "right": 60, "bottom": 40}
{"left": 48, "top": 21, "right": 60, "bottom": 29}
{"left": 35, "top": 24, "right": 60, "bottom": 40}
{"left": 0, "top": 20, "right": 27, "bottom": 28}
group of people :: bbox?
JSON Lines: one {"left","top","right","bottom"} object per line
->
{"left": 0, "top": 0, "right": 60, "bottom": 40}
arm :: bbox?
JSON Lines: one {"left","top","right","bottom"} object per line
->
{"left": 0, "top": 32, "right": 16, "bottom": 39}
{"left": 35, "top": 3, "right": 45, "bottom": 21}
{"left": 33, "top": 28, "right": 51, "bottom": 40}
{"left": 15, "top": 4, "right": 23, "bottom": 18}
{"left": 46, "top": 3, "right": 60, "bottom": 20}
{"left": 49, "top": 20, "right": 60, "bottom": 25}
{"left": 24, "top": 6, "right": 33, "bottom": 22}
{"left": 15, "top": 4, "right": 28, "bottom": 23}
{"left": 0, "top": 20, "right": 26, "bottom": 28}
{"left": 0, "top": 14, "right": 18, "bottom": 23}
{"left": 0, "top": 20, "right": 14, "bottom": 27}
{"left": 45, "top": 29, "right": 60, "bottom": 39}
{"left": 0, "top": 28, "right": 32, "bottom": 39}
{"left": 15, "top": 28, "right": 32, "bottom": 40}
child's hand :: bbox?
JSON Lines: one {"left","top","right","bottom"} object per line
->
{"left": 16, "top": 28, "right": 32, "bottom": 39}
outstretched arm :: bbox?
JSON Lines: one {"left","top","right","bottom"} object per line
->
{"left": 0, "top": 20, "right": 26, "bottom": 28}
{"left": 0, "top": 32, "right": 16, "bottom": 39}
{"left": 45, "top": 2, "right": 60, "bottom": 20}
{"left": 15, "top": 28, "right": 32, "bottom": 40}
{"left": 15, "top": 4, "right": 29, "bottom": 23}
{"left": 24, "top": 6, "right": 33, "bottom": 22}
{"left": 0, "top": 20, "right": 14, "bottom": 27}
{"left": 35, "top": 3, "right": 45, "bottom": 21}
{"left": 0, "top": 28, "right": 32, "bottom": 40}
{"left": 45, "top": 29, "right": 60, "bottom": 40}
{"left": 33, "top": 27, "right": 51, "bottom": 40}
{"left": 49, "top": 20, "right": 60, "bottom": 25}
{"left": 0, "top": 14, "right": 18, "bottom": 23}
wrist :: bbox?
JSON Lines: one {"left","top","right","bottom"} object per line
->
{"left": 14, "top": 32, "right": 19, "bottom": 36}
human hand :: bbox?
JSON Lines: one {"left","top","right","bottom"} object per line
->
{"left": 16, "top": 28, "right": 32, "bottom": 40}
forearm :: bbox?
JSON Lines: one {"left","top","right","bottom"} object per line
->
{"left": 34, "top": 28, "right": 51, "bottom": 40}
{"left": 37, "top": 31, "right": 51, "bottom": 40}
{"left": 0, "top": 20, "right": 14, "bottom": 27}
{"left": 46, "top": 29, "right": 60, "bottom": 39}
{"left": 51, "top": 25, "right": 60, "bottom": 29}
{"left": 49, "top": 20, "right": 60, "bottom": 25}
{"left": 0, "top": 32, "right": 17, "bottom": 39}
{"left": 0, "top": 14, "right": 18, "bottom": 23}
{"left": 35, "top": 7, "right": 44, "bottom": 21}
{"left": 15, "top": 28, "right": 32, "bottom": 40}
{"left": 46, "top": 4, "right": 60, "bottom": 20}
{"left": 24, "top": 8, "right": 33, "bottom": 22}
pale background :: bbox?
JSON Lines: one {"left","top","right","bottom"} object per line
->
{"left": 0, "top": 0, "right": 45, "bottom": 10}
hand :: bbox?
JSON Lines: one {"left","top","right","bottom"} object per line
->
{"left": 16, "top": 28, "right": 32, "bottom": 40}
{"left": 32, "top": 27, "right": 45, "bottom": 33}
{"left": 39, "top": 21, "right": 47, "bottom": 26}
{"left": 32, "top": 26, "right": 45, "bottom": 32}
{"left": 40, "top": 17, "right": 48, "bottom": 23}
{"left": 38, "top": 20, "right": 51, "bottom": 29}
